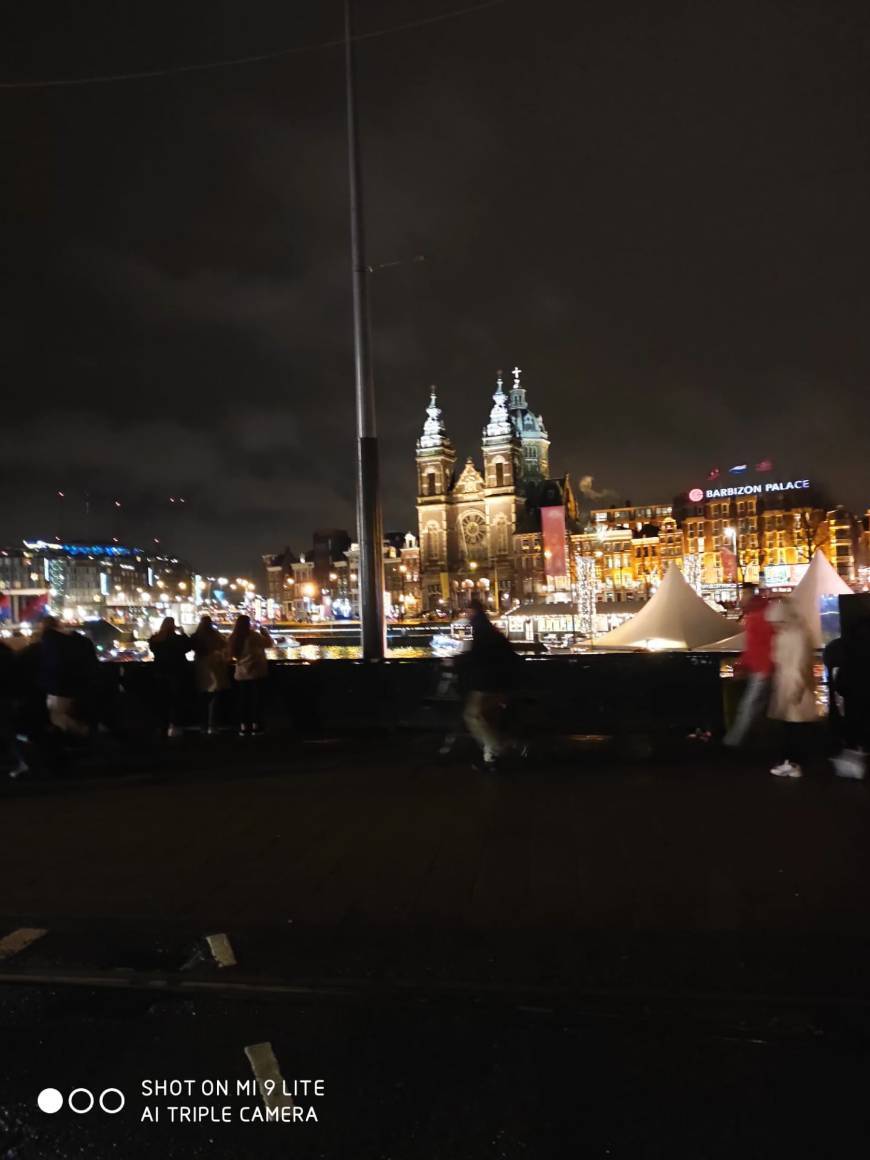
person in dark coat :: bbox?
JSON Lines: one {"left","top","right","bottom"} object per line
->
{"left": 148, "top": 617, "right": 191, "bottom": 738}
{"left": 831, "top": 618, "right": 870, "bottom": 780}
{"left": 457, "top": 598, "right": 523, "bottom": 769}
{"left": 38, "top": 616, "right": 91, "bottom": 738}
{"left": 0, "top": 641, "right": 28, "bottom": 777}
{"left": 823, "top": 635, "right": 846, "bottom": 755}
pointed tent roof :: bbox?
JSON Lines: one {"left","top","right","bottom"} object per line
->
{"left": 791, "top": 550, "right": 852, "bottom": 648}
{"left": 593, "top": 563, "right": 735, "bottom": 649}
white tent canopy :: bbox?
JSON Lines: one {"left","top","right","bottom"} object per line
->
{"left": 791, "top": 550, "right": 852, "bottom": 648}
{"left": 592, "top": 564, "right": 735, "bottom": 650}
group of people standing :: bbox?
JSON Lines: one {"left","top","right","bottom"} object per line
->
{"left": 148, "top": 614, "right": 273, "bottom": 737}
{"left": 725, "top": 582, "right": 867, "bottom": 780}
{"left": 0, "top": 611, "right": 275, "bottom": 776}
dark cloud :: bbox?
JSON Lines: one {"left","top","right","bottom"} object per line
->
{"left": 2, "top": 0, "right": 868, "bottom": 575}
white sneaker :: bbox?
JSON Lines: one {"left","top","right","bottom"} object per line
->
{"left": 770, "top": 761, "right": 802, "bottom": 778}
{"left": 167, "top": 725, "right": 183, "bottom": 739}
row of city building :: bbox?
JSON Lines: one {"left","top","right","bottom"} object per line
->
{"left": 0, "top": 539, "right": 266, "bottom": 631}
{"left": 264, "top": 368, "right": 869, "bottom": 619}
{"left": 263, "top": 530, "right": 422, "bottom": 622}
{"left": 8, "top": 374, "right": 865, "bottom": 630}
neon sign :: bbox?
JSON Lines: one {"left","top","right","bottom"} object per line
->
{"left": 704, "top": 479, "right": 810, "bottom": 499}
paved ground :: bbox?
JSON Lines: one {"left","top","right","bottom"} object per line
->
{"left": 0, "top": 736, "right": 868, "bottom": 1157}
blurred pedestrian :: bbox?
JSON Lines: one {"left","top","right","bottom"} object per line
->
{"left": 723, "top": 583, "right": 774, "bottom": 748}
{"left": 190, "top": 614, "right": 229, "bottom": 735}
{"left": 0, "top": 640, "right": 28, "bottom": 777}
{"left": 38, "top": 616, "right": 91, "bottom": 739}
{"left": 823, "top": 635, "right": 847, "bottom": 755}
{"left": 457, "top": 598, "right": 523, "bottom": 770}
{"left": 830, "top": 616, "right": 870, "bottom": 780}
{"left": 228, "top": 615, "right": 272, "bottom": 736}
{"left": 767, "top": 598, "right": 817, "bottom": 778}
{"left": 148, "top": 617, "right": 191, "bottom": 738}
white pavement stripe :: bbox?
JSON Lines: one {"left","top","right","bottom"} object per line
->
{"left": 244, "top": 1041, "right": 293, "bottom": 1110}
{"left": 0, "top": 927, "right": 48, "bottom": 961}
{"left": 206, "top": 933, "right": 237, "bottom": 968}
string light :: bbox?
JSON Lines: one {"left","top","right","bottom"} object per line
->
{"left": 681, "top": 553, "right": 702, "bottom": 595}
{"left": 575, "top": 554, "right": 597, "bottom": 637}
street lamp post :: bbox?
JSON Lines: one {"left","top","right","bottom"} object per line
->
{"left": 345, "top": 0, "right": 385, "bottom": 660}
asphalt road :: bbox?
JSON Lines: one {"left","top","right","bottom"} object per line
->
{"left": 1, "top": 735, "right": 868, "bottom": 1157}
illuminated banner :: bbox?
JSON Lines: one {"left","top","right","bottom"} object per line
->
{"left": 720, "top": 545, "right": 738, "bottom": 583}
{"left": 541, "top": 505, "right": 567, "bottom": 580}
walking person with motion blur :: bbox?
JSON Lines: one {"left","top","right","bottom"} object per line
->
{"left": 767, "top": 598, "right": 817, "bottom": 778}
{"left": 148, "top": 617, "right": 191, "bottom": 739}
{"left": 457, "top": 597, "right": 524, "bottom": 771}
{"left": 228, "top": 615, "right": 273, "bottom": 737}
{"left": 723, "top": 582, "right": 774, "bottom": 748}
{"left": 828, "top": 615, "right": 870, "bottom": 780}
{"left": 0, "top": 640, "right": 28, "bottom": 778}
{"left": 38, "top": 615, "right": 92, "bottom": 739}
{"left": 190, "top": 615, "right": 229, "bottom": 735}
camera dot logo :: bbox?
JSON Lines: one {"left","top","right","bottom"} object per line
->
{"left": 37, "top": 1087, "right": 125, "bottom": 1115}
{"left": 37, "top": 1088, "right": 63, "bottom": 1114}
{"left": 69, "top": 1088, "right": 95, "bottom": 1114}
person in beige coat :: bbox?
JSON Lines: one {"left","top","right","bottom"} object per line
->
{"left": 767, "top": 598, "right": 818, "bottom": 778}
{"left": 227, "top": 615, "right": 273, "bottom": 736}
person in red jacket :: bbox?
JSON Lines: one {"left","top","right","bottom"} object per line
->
{"left": 724, "top": 583, "right": 775, "bottom": 747}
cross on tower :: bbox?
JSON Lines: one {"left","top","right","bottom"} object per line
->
{"left": 512, "top": 366, "right": 522, "bottom": 385}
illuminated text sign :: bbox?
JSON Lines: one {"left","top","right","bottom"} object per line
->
{"left": 704, "top": 479, "right": 810, "bottom": 500}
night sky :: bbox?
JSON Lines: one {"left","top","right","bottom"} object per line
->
{"left": 2, "top": 0, "right": 868, "bottom": 576}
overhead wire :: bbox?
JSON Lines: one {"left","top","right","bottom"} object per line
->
{"left": 0, "top": 0, "right": 506, "bottom": 89}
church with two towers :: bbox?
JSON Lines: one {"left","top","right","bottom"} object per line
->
{"left": 416, "top": 367, "right": 579, "bottom": 612}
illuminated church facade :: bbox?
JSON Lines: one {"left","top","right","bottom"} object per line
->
{"left": 416, "top": 367, "right": 579, "bottom": 612}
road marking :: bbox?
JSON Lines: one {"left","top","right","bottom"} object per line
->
{"left": 206, "top": 933, "right": 237, "bottom": 968}
{"left": 244, "top": 1041, "right": 293, "bottom": 1109}
{"left": 0, "top": 927, "right": 48, "bottom": 961}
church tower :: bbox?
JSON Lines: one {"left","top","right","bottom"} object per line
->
{"left": 482, "top": 372, "right": 524, "bottom": 575}
{"left": 416, "top": 388, "right": 455, "bottom": 609}
{"left": 507, "top": 366, "right": 550, "bottom": 482}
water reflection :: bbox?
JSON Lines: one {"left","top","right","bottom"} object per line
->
{"left": 266, "top": 644, "right": 431, "bottom": 662}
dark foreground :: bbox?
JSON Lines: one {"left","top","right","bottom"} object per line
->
{"left": 0, "top": 735, "right": 868, "bottom": 1157}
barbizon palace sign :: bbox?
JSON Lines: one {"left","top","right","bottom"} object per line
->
{"left": 689, "top": 479, "right": 811, "bottom": 502}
